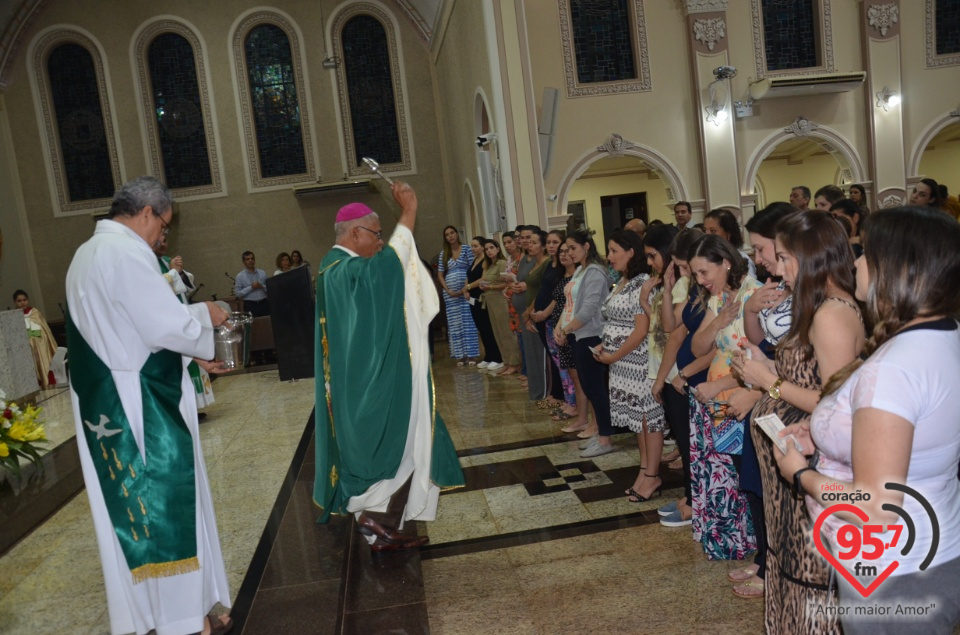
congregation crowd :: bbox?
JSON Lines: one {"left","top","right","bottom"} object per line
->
{"left": 433, "top": 181, "right": 960, "bottom": 634}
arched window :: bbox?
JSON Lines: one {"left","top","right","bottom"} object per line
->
{"left": 341, "top": 15, "right": 401, "bottom": 167}
{"left": 47, "top": 43, "right": 115, "bottom": 202}
{"left": 245, "top": 24, "right": 307, "bottom": 179}
{"left": 147, "top": 34, "right": 211, "bottom": 189}
{"left": 29, "top": 28, "right": 123, "bottom": 215}
{"left": 134, "top": 20, "right": 222, "bottom": 198}
{"left": 331, "top": 3, "right": 412, "bottom": 178}
{"left": 231, "top": 11, "right": 316, "bottom": 190}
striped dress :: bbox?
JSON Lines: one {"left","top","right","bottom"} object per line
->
{"left": 439, "top": 246, "right": 480, "bottom": 358}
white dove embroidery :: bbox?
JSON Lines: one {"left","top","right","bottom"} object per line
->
{"left": 85, "top": 414, "right": 121, "bottom": 440}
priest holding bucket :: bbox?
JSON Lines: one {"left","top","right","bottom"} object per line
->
{"left": 65, "top": 176, "right": 233, "bottom": 635}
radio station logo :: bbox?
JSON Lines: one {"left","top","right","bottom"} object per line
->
{"left": 813, "top": 482, "right": 939, "bottom": 598}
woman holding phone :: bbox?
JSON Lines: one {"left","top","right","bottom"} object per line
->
{"left": 555, "top": 231, "right": 612, "bottom": 458}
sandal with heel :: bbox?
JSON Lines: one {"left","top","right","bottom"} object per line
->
{"left": 627, "top": 474, "right": 662, "bottom": 502}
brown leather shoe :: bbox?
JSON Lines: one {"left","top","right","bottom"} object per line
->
{"left": 357, "top": 514, "right": 420, "bottom": 545}
{"left": 369, "top": 536, "right": 429, "bottom": 552}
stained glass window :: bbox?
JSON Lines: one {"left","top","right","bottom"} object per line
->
{"left": 244, "top": 24, "right": 307, "bottom": 179}
{"left": 936, "top": 0, "right": 960, "bottom": 56}
{"left": 570, "top": 0, "right": 636, "bottom": 84}
{"left": 341, "top": 15, "right": 402, "bottom": 166}
{"left": 762, "top": 0, "right": 818, "bottom": 71}
{"left": 148, "top": 33, "right": 211, "bottom": 189}
{"left": 47, "top": 43, "right": 114, "bottom": 202}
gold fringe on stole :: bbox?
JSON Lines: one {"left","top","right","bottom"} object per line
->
{"left": 130, "top": 556, "right": 200, "bottom": 584}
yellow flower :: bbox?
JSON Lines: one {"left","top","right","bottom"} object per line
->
{"left": 0, "top": 442, "right": 8, "bottom": 457}
{"left": 7, "top": 420, "right": 45, "bottom": 443}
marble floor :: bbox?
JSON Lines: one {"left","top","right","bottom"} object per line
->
{"left": 0, "top": 349, "right": 767, "bottom": 634}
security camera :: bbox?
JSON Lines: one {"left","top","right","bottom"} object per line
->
{"left": 476, "top": 132, "right": 497, "bottom": 147}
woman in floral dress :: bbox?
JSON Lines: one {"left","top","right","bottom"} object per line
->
{"left": 687, "top": 235, "right": 760, "bottom": 560}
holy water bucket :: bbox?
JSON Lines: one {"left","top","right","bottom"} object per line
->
{"left": 214, "top": 312, "right": 253, "bottom": 369}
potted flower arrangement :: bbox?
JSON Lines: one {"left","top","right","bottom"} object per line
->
{"left": 0, "top": 390, "right": 48, "bottom": 478}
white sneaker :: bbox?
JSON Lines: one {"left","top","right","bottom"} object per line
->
{"left": 477, "top": 361, "right": 489, "bottom": 369}
{"left": 486, "top": 362, "right": 504, "bottom": 371}
{"left": 580, "top": 440, "right": 614, "bottom": 458}
{"left": 578, "top": 435, "right": 598, "bottom": 450}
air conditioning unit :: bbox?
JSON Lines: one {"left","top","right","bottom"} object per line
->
{"left": 749, "top": 71, "right": 866, "bottom": 100}
{"left": 292, "top": 179, "right": 373, "bottom": 198}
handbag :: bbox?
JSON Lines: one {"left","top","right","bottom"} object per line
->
{"left": 709, "top": 406, "right": 745, "bottom": 455}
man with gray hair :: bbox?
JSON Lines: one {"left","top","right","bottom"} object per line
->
{"left": 790, "top": 185, "right": 811, "bottom": 209}
{"left": 65, "top": 175, "right": 233, "bottom": 635}
{"left": 624, "top": 218, "right": 646, "bottom": 238}
{"left": 313, "top": 182, "right": 464, "bottom": 552}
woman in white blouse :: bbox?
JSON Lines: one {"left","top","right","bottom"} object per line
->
{"left": 777, "top": 206, "right": 960, "bottom": 634}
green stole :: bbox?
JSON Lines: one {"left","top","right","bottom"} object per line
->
{"left": 159, "top": 256, "right": 204, "bottom": 396}
{"left": 312, "top": 246, "right": 463, "bottom": 522}
{"left": 67, "top": 313, "right": 199, "bottom": 583}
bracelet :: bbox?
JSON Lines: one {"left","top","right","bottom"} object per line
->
{"left": 793, "top": 467, "right": 816, "bottom": 498}
{"left": 678, "top": 369, "right": 688, "bottom": 381}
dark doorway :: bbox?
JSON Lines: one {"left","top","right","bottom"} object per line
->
{"left": 601, "top": 191, "right": 648, "bottom": 243}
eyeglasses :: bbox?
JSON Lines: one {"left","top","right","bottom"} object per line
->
{"left": 358, "top": 226, "right": 383, "bottom": 241}
{"left": 155, "top": 214, "right": 171, "bottom": 236}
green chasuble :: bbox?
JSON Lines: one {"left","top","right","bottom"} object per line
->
{"left": 312, "top": 244, "right": 464, "bottom": 522}
{"left": 66, "top": 313, "right": 198, "bottom": 582}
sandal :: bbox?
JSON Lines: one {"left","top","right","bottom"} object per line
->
{"left": 660, "top": 448, "right": 680, "bottom": 463}
{"left": 536, "top": 399, "right": 550, "bottom": 409}
{"left": 560, "top": 420, "right": 586, "bottom": 433}
{"left": 727, "top": 563, "right": 760, "bottom": 583}
{"left": 553, "top": 411, "right": 576, "bottom": 422}
{"left": 627, "top": 475, "right": 662, "bottom": 502}
{"left": 732, "top": 576, "right": 765, "bottom": 599}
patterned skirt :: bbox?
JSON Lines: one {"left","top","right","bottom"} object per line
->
{"left": 689, "top": 396, "right": 756, "bottom": 560}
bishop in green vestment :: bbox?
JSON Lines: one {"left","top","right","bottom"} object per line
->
{"left": 313, "top": 183, "right": 464, "bottom": 543}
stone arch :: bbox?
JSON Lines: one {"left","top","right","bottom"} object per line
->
{"left": 554, "top": 135, "right": 689, "bottom": 223}
{"left": 908, "top": 110, "right": 960, "bottom": 177}
{"left": 474, "top": 87, "right": 491, "bottom": 137}
{"left": 741, "top": 119, "right": 866, "bottom": 197}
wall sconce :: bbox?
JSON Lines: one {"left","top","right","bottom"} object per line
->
{"left": 705, "top": 103, "right": 728, "bottom": 126}
{"left": 322, "top": 56, "right": 340, "bottom": 69}
{"left": 705, "top": 66, "right": 736, "bottom": 127}
{"left": 875, "top": 86, "right": 900, "bottom": 111}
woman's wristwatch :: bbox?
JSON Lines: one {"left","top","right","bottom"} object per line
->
{"left": 768, "top": 377, "right": 785, "bottom": 400}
